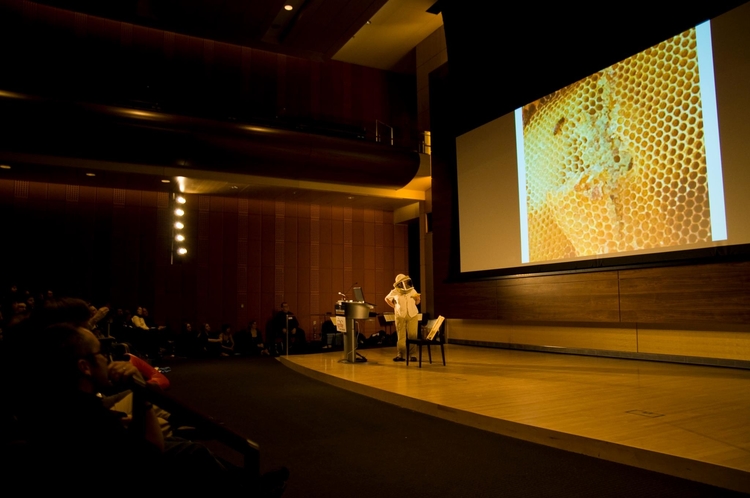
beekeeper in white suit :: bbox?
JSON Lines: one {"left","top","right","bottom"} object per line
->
{"left": 384, "top": 273, "right": 421, "bottom": 362}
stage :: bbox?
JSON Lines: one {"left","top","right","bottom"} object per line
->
{"left": 279, "top": 344, "right": 750, "bottom": 494}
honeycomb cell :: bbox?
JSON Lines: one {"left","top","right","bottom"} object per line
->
{"left": 522, "top": 27, "right": 712, "bottom": 260}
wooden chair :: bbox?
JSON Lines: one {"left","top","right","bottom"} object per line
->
{"left": 406, "top": 316, "right": 446, "bottom": 368}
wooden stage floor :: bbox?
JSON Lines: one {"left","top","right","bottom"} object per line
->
{"left": 279, "top": 344, "right": 750, "bottom": 494}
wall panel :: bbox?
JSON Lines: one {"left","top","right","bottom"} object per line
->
{"left": 619, "top": 262, "right": 750, "bottom": 324}
{"left": 439, "top": 281, "right": 497, "bottom": 320}
{"left": 637, "top": 326, "right": 750, "bottom": 361}
{"left": 497, "top": 272, "right": 621, "bottom": 323}
{"left": 448, "top": 320, "right": 638, "bottom": 352}
{"left": 0, "top": 179, "right": 408, "bottom": 341}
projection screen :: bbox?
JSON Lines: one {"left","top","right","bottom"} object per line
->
{"left": 456, "top": 2, "right": 750, "bottom": 275}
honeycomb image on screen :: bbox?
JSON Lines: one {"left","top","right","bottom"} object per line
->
{"left": 520, "top": 26, "right": 724, "bottom": 263}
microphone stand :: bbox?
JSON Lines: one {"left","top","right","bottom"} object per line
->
{"left": 285, "top": 314, "right": 289, "bottom": 356}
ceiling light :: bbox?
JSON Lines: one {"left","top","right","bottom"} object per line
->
{"left": 177, "top": 248, "right": 188, "bottom": 255}
{"left": 175, "top": 234, "right": 185, "bottom": 242}
{"left": 174, "top": 222, "right": 184, "bottom": 230}
{"left": 284, "top": 4, "right": 293, "bottom": 11}
{"left": 175, "top": 208, "right": 184, "bottom": 216}
{"left": 86, "top": 172, "right": 96, "bottom": 177}
{"left": 0, "top": 165, "right": 10, "bottom": 170}
{"left": 176, "top": 196, "right": 186, "bottom": 204}
{"left": 161, "top": 179, "right": 170, "bottom": 183}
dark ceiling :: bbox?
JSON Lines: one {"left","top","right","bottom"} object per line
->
{"left": 29, "top": 0, "right": 389, "bottom": 61}
{"left": 442, "top": 0, "right": 750, "bottom": 137}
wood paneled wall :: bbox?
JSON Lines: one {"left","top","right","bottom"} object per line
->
{"left": 0, "top": 179, "right": 409, "bottom": 336}
{"left": 619, "top": 263, "right": 750, "bottom": 324}
{"left": 433, "top": 263, "right": 750, "bottom": 327}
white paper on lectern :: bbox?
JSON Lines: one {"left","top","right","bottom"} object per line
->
{"left": 335, "top": 316, "right": 347, "bottom": 333}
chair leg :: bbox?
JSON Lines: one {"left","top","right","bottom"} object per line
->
{"left": 427, "top": 344, "right": 432, "bottom": 364}
{"left": 440, "top": 344, "right": 446, "bottom": 366}
{"left": 418, "top": 344, "right": 422, "bottom": 368}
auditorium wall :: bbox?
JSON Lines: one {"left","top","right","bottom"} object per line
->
{"left": 0, "top": 179, "right": 409, "bottom": 338}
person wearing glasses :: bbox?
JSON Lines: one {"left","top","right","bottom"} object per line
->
{"left": 7, "top": 300, "right": 289, "bottom": 495}
{"left": 9, "top": 320, "right": 165, "bottom": 491}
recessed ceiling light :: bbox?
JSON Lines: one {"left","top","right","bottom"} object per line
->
{"left": 230, "top": 185, "right": 238, "bottom": 189}
{"left": 284, "top": 4, "right": 293, "bottom": 11}
{"left": 85, "top": 172, "right": 96, "bottom": 177}
{"left": 0, "top": 165, "right": 10, "bottom": 170}
{"left": 161, "top": 179, "right": 170, "bottom": 183}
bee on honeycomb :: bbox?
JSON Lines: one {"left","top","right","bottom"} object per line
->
{"left": 523, "top": 28, "right": 711, "bottom": 262}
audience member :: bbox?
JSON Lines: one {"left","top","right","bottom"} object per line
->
{"left": 220, "top": 324, "right": 235, "bottom": 356}
{"left": 142, "top": 306, "right": 157, "bottom": 328}
{"left": 2, "top": 283, "right": 21, "bottom": 314}
{"left": 3, "top": 297, "right": 289, "bottom": 495}
{"left": 132, "top": 305, "right": 160, "bottom": 359}
{"left": 7, "top": 300, "right": 28, "bottom": 328}
{"left": 110, "top": 307, "right": 134, "bottom": 344}
{"left": 24, "top": 294, "right": 36, "bottom": 313}
{"left": 320, "top": 312, "right": 338, "bottom": 349}
{"left": 87, "top": 302, "right": 110, "bottom": 337}
{"left": 205, "top": 322, "right": 224, "bottom": 357}
{"left": 127, "top": 352, "right": 171, "bottom": 390}
{"left": 186, "top": 322, "right": 209, "bottom": 358}
{"left": 132, "top": 306, "right": 150, "bottom": 331}
{"left": 12, "top": 321, "right": 165, "bottom": 491}
{"left": 174, "top": 321, "right": 192, "bottom": 357}
{"left": 241, "top": 320, "right": 269, "bottom": 356}
{"left": 269, "top": 302, "right": 306, "bottom": 355}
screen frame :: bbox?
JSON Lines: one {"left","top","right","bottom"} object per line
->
{"left": 451, "top": 4, "right": 750, "bottom": 281}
